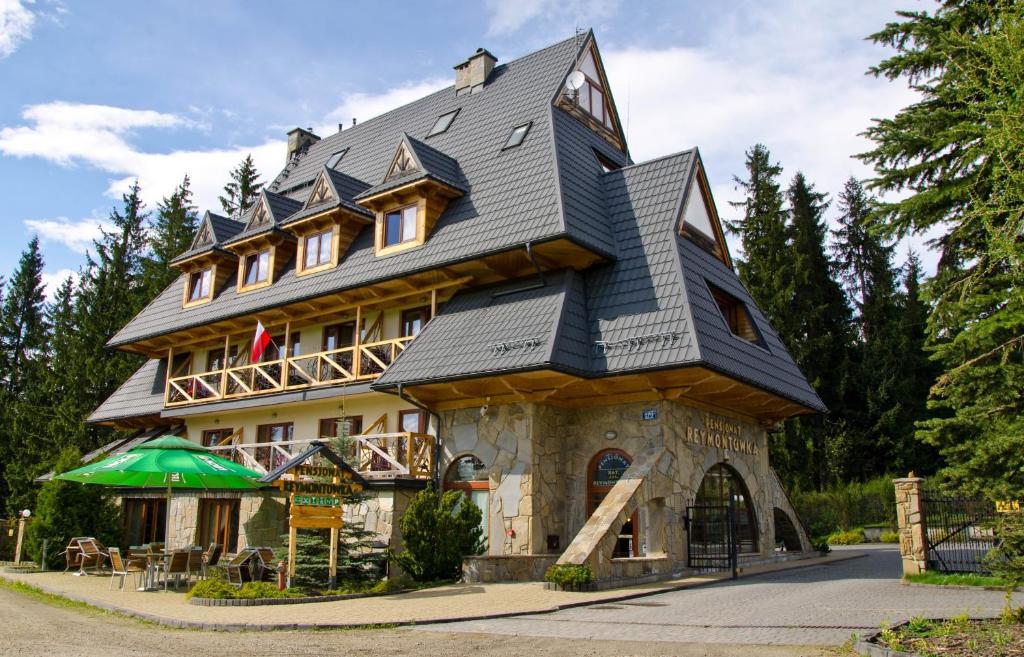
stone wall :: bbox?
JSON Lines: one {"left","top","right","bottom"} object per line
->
{"left": 894, "top": 477, "right": 927, "bottom": 576}
{"left": 438, "top": 398, "right": 812, "bottom": 581}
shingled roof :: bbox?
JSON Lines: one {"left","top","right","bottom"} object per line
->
{"left": 109, "top": 34, "right": 617, "bottom": 349}
{"left": 88, "top": 358, "right": 167, "bottom": 423}
{"left": 170, "top": 212, "right": 244, "bottom": 265}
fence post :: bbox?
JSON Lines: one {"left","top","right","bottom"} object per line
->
{"left": 893, "top": 476, "right": 927, "bottom": 576}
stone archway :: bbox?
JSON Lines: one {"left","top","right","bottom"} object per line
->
{"left": 588, "top": 448, "right": 638, "bottom": 557}
{"left": 695, "top": 462, "right": 759, "bottom": 554}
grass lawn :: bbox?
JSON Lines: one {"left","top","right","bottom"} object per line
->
{"left": 905, "top": 572, "right": 1010, "bottom": 588}
{"left": 874, "top": 615, "right": 1024, "bottom": 656}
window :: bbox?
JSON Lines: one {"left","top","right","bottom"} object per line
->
{"left": 264, "top": 332, "right": 301, "bottom": 361}
{"left": 201, "top": 428, "right": 234, "bottom": 448}
{"left": 122, "top": 498, "right": 166, "bottom": 546}
{"left": 696, "top": 463, "right": 759, "bottom": 553}
{"left": 427, "top": 109, "right": 460, "bottom": 137}
{"left": 319, "top": 416, "right": 363, "bottom": 439}
{"left": 401, "top": 306, "right": 430, "bottom": 338}
{"left": 503, "top": 122, "right": 531, "bottom": 149}
{"left": 198, "top": 499, "right": 240, "bottom": 553}
{"left": 187, "top": 268, "right": 212, "bottom": 303}
{"left": 303, "top": 229, "right": 333, "bottom": 270}
{"left": 707, "top": 283, "right": 766, "bottom": 348}
{"left": 573, "top": 49, "right": 615, "bottom": 129}
{"left": 593, "top": 149, "right": 621, "bottom": 173}
{"left": 322, "top": 322, "right": 356, "bottom": 351}
{"left": 444, "top": 455, "right": 489, "bottom": 548}
{"left": 242, "top": 249, "right": 271, "bottom": 287}
{"left": 384, "top": 205, "right": 418, "bottom": 247}
{"left": 206, "top": 345, "right": 237, "bottom": 372}
{"left": 399, "top": 409, "right": 427, "bottom": 434}
{"left": 325, "top": 149, "right": 347, "bottom": 169}
{"left": 257, "top": 422, "right": 293, "bottom": 471}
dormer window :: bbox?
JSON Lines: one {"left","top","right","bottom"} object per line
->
{"left": 302, "top": 229, "right": 334, "bottom": 271}
{"left": 185, "top": 267, "right": 213, "bottom": 306}
{"left": 707, "top": 282, "right": 766, "bottom": 348}
{"left": 503, "top": 122, "right": 531, "bottom": 149}
{"left": 384, "top": 205, "right": 418, "bottom": 247}
{"left": 428, "top": 109, "right": 460, "bottom": 137}
{"left": 679, "top": 165, "right": 731, "bottom": 266}
{"left": 240, "top": 248, "right": 271, "bottom": 290}
{"left": 576, "top": 49, "right": 614, "bottom": 130}
{"left": 325, "top": 149, "right": 347, "bottom": 169}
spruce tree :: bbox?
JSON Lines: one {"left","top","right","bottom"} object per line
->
{"left": 219, "top": 154, "right": 263, "bottom": 219}
{"left": 0, "top": 237, "right": 48, "bottom": 394}
{"left": 785, "top": 173, "right": 853, "bottom": 488}
{"left": 144, "top": 175, "right": 198, "bottom": 298}
{"left": 45, "top": 277, "right": 90, "bottom": 453}
{"left": 860, "top": 2, "right": 1024, "bottom": 496}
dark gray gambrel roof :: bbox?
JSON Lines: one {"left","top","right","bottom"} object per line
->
{"left": 374, "top": 152, "right": 826, "bottom": 413}
{"left": 109, "top": 34, "right": 613, "bottom": 349}
{"left": 87, "top": 358, "right": 167, "bottom": 423}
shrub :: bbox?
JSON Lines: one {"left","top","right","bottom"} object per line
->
{"left": 812, "top": 539, "right": 831, "bottom": 554}
{"left": 790, "top": 476, "right": 897, "bottom": 538}
{"left": 25, "top": 447, "right": 123, "bottom": 569}
{"left": 880, "top": 530, "right": 900, "bottom": 544}
{"left": 983, "top": 512, "right": 1024, "bottom": 618}
{"left": 827, "top": 529, "right": 865, "bottom": 545}
{"left": 187, "top": 576, "right": 238, "bottom": 600}
{"left": 187, "top": 576, "right": 305, "bottom": 600}
{"left": 544, "top": 564, "right": 594, "bottom": 586}
{"left": 392, "top": 484, "right": 484, "bottom": 582}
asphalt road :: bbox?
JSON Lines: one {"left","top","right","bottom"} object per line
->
{"left": 424, "top": 546, "right": 1008, "bottom": 645}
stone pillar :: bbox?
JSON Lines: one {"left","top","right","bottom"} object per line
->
{"left": 893, "top": 477, "right": 927, "bottom": 576}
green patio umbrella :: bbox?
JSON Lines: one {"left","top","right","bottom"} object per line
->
{"left": 55, "top": 436, "right": 265, "bottom": 547}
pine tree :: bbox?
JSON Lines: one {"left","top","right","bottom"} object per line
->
{"left": 143, "top": 175, "right": 198, "bottom": 298}
{"left": 783, "top": 173, "right": 854, "bottom": 488}
{"left": 0, "top": 237, "right": 48, "bottom": 394}
{"left": 860, "top": 1, "right": 1024, "bottom": 496}
{"left": 45, "top": 277, "right": 90, "bottom": 453}
{"left": 219, "top": 155, "right": 263, "bottom": 219}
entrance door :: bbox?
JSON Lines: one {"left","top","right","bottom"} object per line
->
{"left": 321, "top": 322, "right": 356, "bottom": 381}
{"left": 588, "top": 449, "right": 638, "bottom": 558}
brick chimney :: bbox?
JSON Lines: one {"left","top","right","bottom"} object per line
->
{"left": 286, "top": 127, "right": 320, "bottom": 162}
{"left": 454, "top": 48, "right": 497, "bottom": 95}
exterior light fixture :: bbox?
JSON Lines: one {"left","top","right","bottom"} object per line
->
{"left": 604, "top": 430, "right": 617, "bottom": 441}
{"left": 20, "top": 509, "right": 31, "bottom": 518}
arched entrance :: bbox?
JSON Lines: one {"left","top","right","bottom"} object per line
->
{"left": 444, "top": 455, "right": 490, "bottom": 548}
{"left": 694, "top": 463, "right": 759, "bottom": 553}
{"left": 588, "top": 449, "right": 638, "bottom": 558}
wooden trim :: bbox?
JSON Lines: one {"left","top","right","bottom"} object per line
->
{"left": 237, "top": 247, "right": 275, "bottom": 293}
{"left": 296, "top": 226, "right": 340, "bottom": 277}
{"left": 182, "top": 265, "right": 216, "bottom": 308}
{"left": 374, "top": 201, "right": 424, "bottom": 257}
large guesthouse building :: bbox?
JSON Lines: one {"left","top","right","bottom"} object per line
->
{"left": 87, "top": 32, "right": 825, "bottom": 583}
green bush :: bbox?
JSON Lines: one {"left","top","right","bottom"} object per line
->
{"left": 812, "top": 539, "right": 831, "bottom": 554}
{"left": 544, "top": 564, "right": 594, "bottom": 586}
{"left": 880, "top": 530, "right": 900, "bottom": 544}
{"left": 186, "top": 576, "right": 238, "bottom": 600}
{"left": 392, "top": 484, "right": 484, "bottom": 582}
{"left": 827, "top": 529, "right": 865, "bottom": 545}
{"left": 25, "top": 447, "right": 123, "bottom": 569}
{"left": 187, "top": 576, "right": 304, "bottom": 600}
{"left": 790, "top": 476, "right": 897, "bottom": 538}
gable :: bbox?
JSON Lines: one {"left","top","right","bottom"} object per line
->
{"left": 386, "top": 141, "right": 418, "bottom": 181}
{"left": 305, "top": 170, "right": 337, "bottom": 208}
{"left": 556, "top": 36, "right": 626, "bottom": 153}
{"left": 191, "top": 217, "right": 214, "bottom": 250}
{"left": 678, "top": 164, "right": 731, "bottom": 267}
{"left": 246, "top": 196, "right": 272, "bottom": 230}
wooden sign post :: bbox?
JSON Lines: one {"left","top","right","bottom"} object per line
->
{"left": 263, "top": 444, "right": 366, "bottom": 590}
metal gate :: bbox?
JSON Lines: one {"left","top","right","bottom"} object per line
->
{"left": 685, "top": 503, "right": 737, "bottom": 577}
{"left": 922, "top": 491, "right": 996, "bottom": 574}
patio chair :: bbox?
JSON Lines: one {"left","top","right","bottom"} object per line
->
{"left": 201, "top": 543, "right": 223, "bottom": 579}
{"left": 161, "top": 549, "right": 190, "bottom": 590}
{"left": 59, "top": 537, "right": 90, "bottom": 573}
{"left": 223, "top": 549, "right": 256, "bottom": 587}
{"left": 186, "top": 547, "right": 204, "bottom": 583}
{"left": 76, "top": 538, "right": 108, "bottom": 575}
{"left": 107, "top": 547, "right": 145, "bottom": 591}
{"left": 252, "top": 547, "right": 277, "bottom": 582}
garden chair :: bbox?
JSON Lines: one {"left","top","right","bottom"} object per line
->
{"left": 223, "top": 549, "right": 256, "bottom": 587}
{"left": 252, "top": 547, "right": 277, "bottom": 582}
{"left": 59, "top": 537, "right": 90, "bottom": 573}
{"left": 201, "top": 543, "right": 223, "bottom": 579}
{"left": 186, "top": 547, "right": 204, "bottom": 583}
{"left": 107, "top": 548, "right": 145, "bottom": 591}
{"left": 76, "top": 538, "right": 108, "bottom": 575}
{"left": 161, "top": 549, "right": 190, "bottom": 590}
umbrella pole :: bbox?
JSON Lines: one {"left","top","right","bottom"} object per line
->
{"left": 165, "top": 482, "right": 172, "bottom": 548}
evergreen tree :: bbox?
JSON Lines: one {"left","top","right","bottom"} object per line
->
{"left": 784, "top": 173, "right": 853, "bottom": 488}
{"left": 219, "top": 154, "right": 263, "bottom": 219}
{"left": 45, "top": 277, "right": 90, "bottom": 453}
{"left": 860, "top": 1, "right": 1024, "bottom": 496}
{"left": 143, "top": 175, "right": 198, "bottom": 298}
{"left": 0, "top": 237, "right": 48, "bottom": 394}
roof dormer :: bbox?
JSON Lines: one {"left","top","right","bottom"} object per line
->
{"left": 171, "top": 211, "right": 242, "bottom": 308}
{"left": 556, "top": 35, "right": 626, "bottom": 153}
{"left": 223, "top": 190, "right": 301, "bottom": 292}
{"left": 354, "top": 134, "right": 465, "bottom": 257}
{"left": 280, "top": 166, "right": 374, "bottom": 276}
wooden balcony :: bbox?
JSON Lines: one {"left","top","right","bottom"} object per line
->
{"left": 165, "top": 335, "right": 413, "bottom": 407}
{"left": 206, "top": 429, "right": 433, "bottom": 479}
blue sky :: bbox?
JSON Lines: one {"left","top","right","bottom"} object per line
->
{"left": 0, "top": 0, "right": 933, "bottom": 298}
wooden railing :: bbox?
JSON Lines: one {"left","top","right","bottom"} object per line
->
{"left": 165, "top": 335, "right": 413, "bottom": 406}
{"left": 205, "top": 432, "right": 434, "bottom": 479}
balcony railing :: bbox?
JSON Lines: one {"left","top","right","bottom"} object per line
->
{"left": 206, "top": 431, "right": 434, "bottom": 479}
{"left": 166, "top": 335, "right": 413, "bottom": 407}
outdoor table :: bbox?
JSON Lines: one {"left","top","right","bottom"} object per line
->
{"left": 137, "top": 551, "right": 171, "bottom": 591}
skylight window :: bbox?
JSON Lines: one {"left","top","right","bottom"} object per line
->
{"left": 427, "top": 109, "right": 460, "bottom": 137}
{"left": 325, "top": 149, "right": 347, "bottom": 169}
{"left": 503, "top": 122, "right": 532, "bottom": 149}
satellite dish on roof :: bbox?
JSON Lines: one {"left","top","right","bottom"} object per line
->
{"left": 565, "top": 70, "right": 586, "bottom": 92}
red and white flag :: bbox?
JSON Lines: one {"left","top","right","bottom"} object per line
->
{"left": 251, "top": 320, "right": 272, "bottom": 362}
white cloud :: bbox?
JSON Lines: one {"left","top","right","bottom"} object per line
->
{"left": 485, "top": 0, "right": 619, "bottom": 37}
{"left": 24, "top": 216, "right": 112, "bottom": 254}
{"left": 316, "top": 78, "right": 450, "bottom": 136}
{"left": 40, "top": 267, "right": 79, "bottom": 301}
{"left": 0, "top": 101, "right": 283, "bottom": 212}
{"left": 0, "top": 0, "right": 35, "bottom": 58}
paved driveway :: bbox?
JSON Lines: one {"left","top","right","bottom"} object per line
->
{"left": 423, "top": 546, "right": 1007, "bottom": 646}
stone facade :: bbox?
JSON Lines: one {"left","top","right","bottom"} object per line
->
{"left": 441, "top": 399, "right": 812, "bottom": 582}
{"left": 894, "top": 477, "right": 927, "bottom": 576}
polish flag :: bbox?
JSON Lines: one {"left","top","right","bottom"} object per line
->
{"left": 251, "top": 320, "right": 272, "bottom": 363}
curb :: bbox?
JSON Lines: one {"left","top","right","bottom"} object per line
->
{"left": 854, "top": 632, "right": 916, "bottom": 657}
{"left": 900, "top": 581, "right": 1019, "bottom": 592}
{"left": 0, "top": 551, "right": 866, "bottom": 632}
